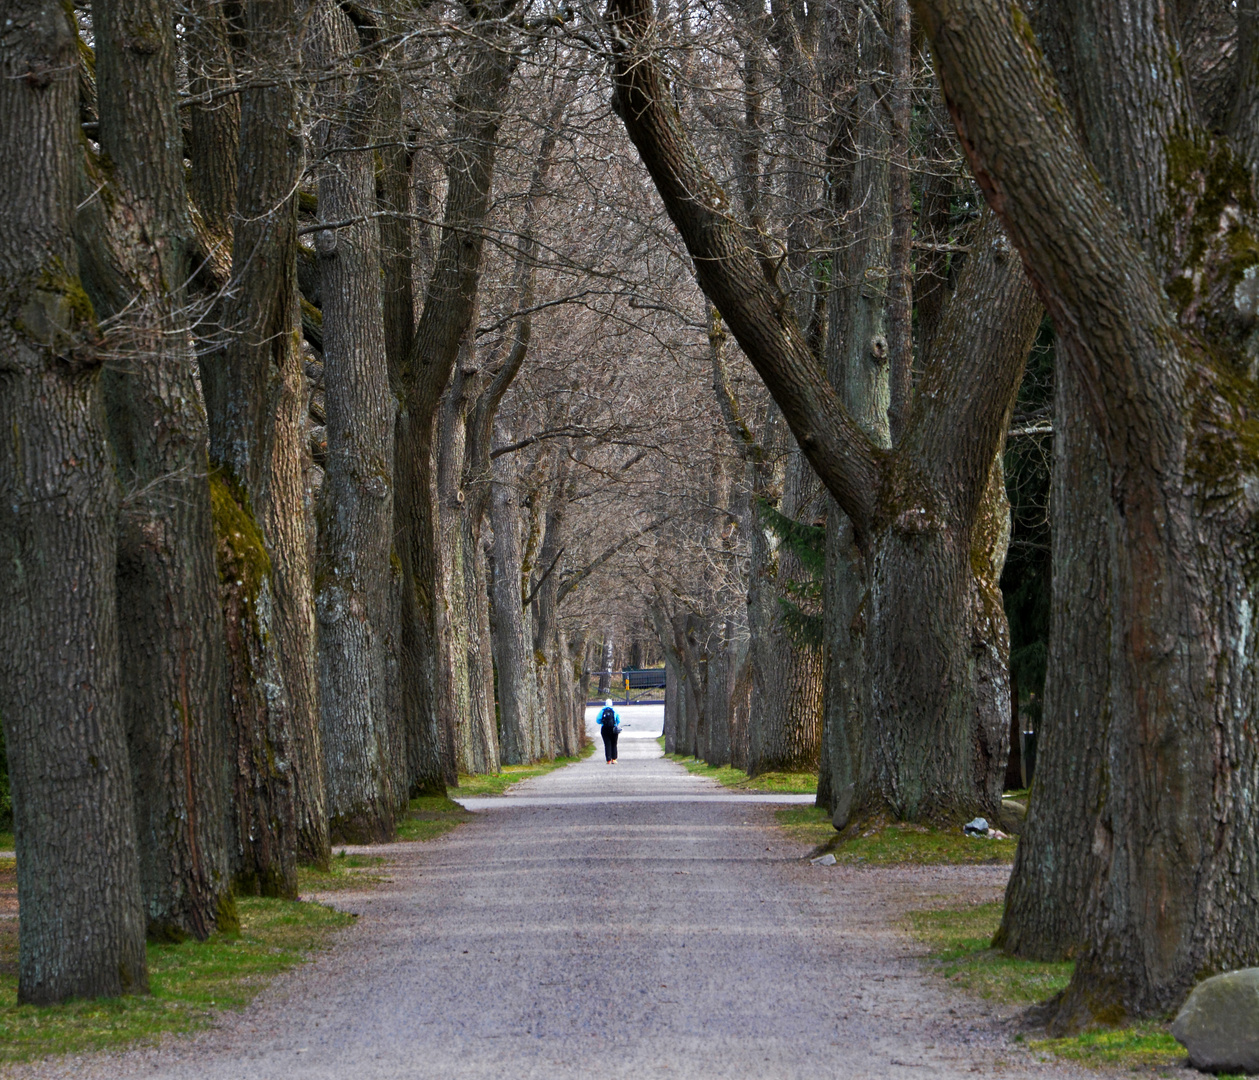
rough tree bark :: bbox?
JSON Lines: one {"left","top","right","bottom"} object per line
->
{"left": 437, "top": 364, "right": 475, "bottom": 779}
{"left": 82, "top": 0, "right": 235, "bottom": 940}
{"left": 201, "top": 0, "right": 328, "bottom": 892}
{"left": 376, "top": 38, "right": 415, "bottom": 807}
{"left": 914, "top": 0, "right": 1259, "bottom": 1023}
{"left": 748, "top": 451, "right": 825, "bottom": 775}
{"left": 491, "top": 439, "right": 541, "bottom": 765}
{"left": 610, "top": 1, "right": 1040, "bottom": 821}
{"left": 0, "top": 0, "right": 148, "bottom": 1001}
{"left": 310, "top": 2, "right": 396, "bottom": 843}
{"left": 532, "top": 460, "right": 576, "bottom": 756}
{"left": 391, "top": 0, "right": 517, "bottom": 794}
{"left": 996, "top": 344, "right": 1113, "bottom": 962}
{"left": 462, "top": 509, "right": 500, "bottom": 774}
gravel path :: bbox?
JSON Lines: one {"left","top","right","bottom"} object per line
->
{"left": 12, "top": 709, "right": 1162, "bottom": 1079}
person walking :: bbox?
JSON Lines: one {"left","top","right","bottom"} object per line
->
{"left": 599, "top": 699, "right": 621, "bottom": 764}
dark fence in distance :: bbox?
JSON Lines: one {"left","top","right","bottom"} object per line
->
{"left": 588, "top": 668, "right": 667, "bottom": 694}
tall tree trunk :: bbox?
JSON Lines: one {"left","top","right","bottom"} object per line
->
{"left": 491, "top": 452, "right": 540, "bottom": 765}
{"left": 463, "top": 510, "right": 500, "bottom": 773}
{"left": 0, "top": 0, "right": 148, "bottom": 1001}
{"left": 703, "top": 620, "right": 735, "bottom": 767}
{"left": 391, "top": 0, "right": 517, "bottom": 794}
{"left": 916, "top": 0, "right": 1259, "bottom": 1021}
{"left": 376, "top": 11, "right": 414, "bottom": 798}
{"left": 612, "top": 0, "right": 1040, "bottom": 823}
{"left": 997, "top": 342, "right": 1113, "bottom": 961}
{"left": 856, "top": 216, "right": 1037, "bottom": 822}
{"left": 749, "top": 450, "right": 825, "bottom": 775}
{"left": 202, "top": 0, "right": 327, "bottom": 891}
{"left": 533, "top": 479, "right": 570, "bottom": 754}
{"left": 187, "top": 0, "right": 240, "bottom": 233}
{"left": 729, "top": 641, "right": 754, "bottom": 771}
{"left": 519, "top": 480, "right": 552, "bottom": 761}
{"left": 437, "top": 367, "right": 474, "bottom": 780}
{"left": 384, "top": 558, "right": 410, "bottom": 811}
{"left": 820, "top": 0, "right": 889, "bottom": 812}
{"left": 83, "top": 0, "right": 234, "bottom": 941}
{"left": 311, "top": 2, "right": 396, "bottom": 844}
{"left": 598, "top": 634, "right": 614, "bottom": 696}
{"left": 662, "top": 634, "right": 680, "bottom": 753}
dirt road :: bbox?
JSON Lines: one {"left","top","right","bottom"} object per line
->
{"left": 15, "top": 714, "right": 1145, "bottom": 1079}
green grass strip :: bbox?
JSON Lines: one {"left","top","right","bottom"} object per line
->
{"left": 660, "top": 745, "right": 817, "bottom": 794}
{"left": 775, "top": 807, "right": 1018, "bottom": 864}
{"left": 395, "top": 795, "right": 476, "bottom": 843}
{"left": 907, "top": 902, "right": 1071, "bottom": 1002}
{"left": 905, "top": 900, "right": 1220, "bottom": 1073}
{"left": 297, "top": 851, "right": 391, "bottom": 892}
{"left": 451, "top": 744, "right": 594, "bottom": 797}
{"left": 0, "top": 896, "right": 352, "bottom": 1065}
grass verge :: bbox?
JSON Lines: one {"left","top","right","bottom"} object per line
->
{"left": 776, "top": 807, "right": 1017, "bottom": 864}
{"left": 297, "top": 851, "right": 390, "bottom": 893}
{"left": 0, "top": 770, "right": 495, "bottom": 1065}
{"left": 662, "top": 748, "right": 817, "bottom": 794}
{"left": 0, "top": 888, "right": 352, "bottom": 1065}
{"left": 906, "top": 900, "right": 1213, "bottom": 1074}
{"left": 396, "top": 795, "right": 476, "bottom": 842}
{"left": 907, "top": 901, "right": 1071, "bottom": 1003}
{"left": 452, "top": 744, "right": 594, "bottom": 797}
{"left": 0, "top": 833, "right": 12, "bottom": 853}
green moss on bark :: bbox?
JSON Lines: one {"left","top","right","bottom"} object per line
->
{"left": 208, "top": 468, "right": 271, "bottom": 609}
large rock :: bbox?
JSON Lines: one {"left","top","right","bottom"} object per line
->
{"left": 1171, "top": 967, "right": 1259, "bottom": 1074}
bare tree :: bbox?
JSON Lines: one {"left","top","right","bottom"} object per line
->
{"left": 0, "top": 0, "right": 148, "bottom": 1002}
{"left": 915, "top": 0, "right": 1259, "bottom": 1023}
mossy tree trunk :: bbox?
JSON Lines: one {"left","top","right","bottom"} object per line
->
{"left": 915, "top": 0, "right": 1259, "bottom": 1023}
{"left": 0, "top": 0, "right": 148, "bottom": 1002}
{"left": 610, "top": 0, "right": 1041, "bottom": 823}
{"left": 201, "top": 0, "right": 328, "bottom": 892}
{"left": 310, "top": 2, "right": 396, "bottom": 844}
{"left": 80, "top": 0, "right": 235, "bottom": 941}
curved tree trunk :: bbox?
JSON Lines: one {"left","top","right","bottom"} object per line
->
{"left": 0, "top": 0, "right": 148, "bottom": 1000}
{"left": 311, "top": 2, "right": 396, "bottom": 844}
{"left": 916, "top": 0, "right": 1259, "bottom": 1022}
{"left": 997, "top": 343, "right": 1113, "bottom": 961}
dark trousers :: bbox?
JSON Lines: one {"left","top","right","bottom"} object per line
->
{"left": 601, "top": 729, "right": 619, "bottom": 761}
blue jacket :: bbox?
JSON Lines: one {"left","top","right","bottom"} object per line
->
{"left": 598, "top": 707, "right": 621, "bottom": 732}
